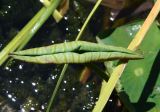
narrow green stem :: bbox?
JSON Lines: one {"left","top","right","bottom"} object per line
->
{"left": 76, "top": 0, "right": 103, "bottom": 40}
{"left": 0, "top": 0, "right": 61, "bottom": 65}
{"left": 46, "top": 64, "right": 68, "bottom": 112}
{"left": 46, "top": 0, "right": 103, "bottom": 111}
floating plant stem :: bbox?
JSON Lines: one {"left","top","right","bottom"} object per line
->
{"left": 46, "top": 64, "right": 68, "bottom": 112}
{"left": 93, "top": 0, "right": 160, "bottom": 111}
{"left": 76, "top": 0, "right": 103, "bottom": 40}
{"left": 0, "top": 0, "right": 61, "bottom": 65}
{"left": 46, "top": 0, "right": 103, "bottom": 111}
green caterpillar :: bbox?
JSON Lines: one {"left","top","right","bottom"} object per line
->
{"left": 10, "top": 41, "right": 143, "bottom": 64}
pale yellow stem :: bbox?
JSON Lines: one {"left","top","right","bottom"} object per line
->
{"left": 53, "top": 10, "right": 63, "bottom": 22}
{"left": 40, "top": 0, "right": 51, "bottom": 6}
{"left": 128, "top": 0, "right": 160, "bottom": 50}
{"left": 40, "top": 0, "right": 63, "bottom": 22}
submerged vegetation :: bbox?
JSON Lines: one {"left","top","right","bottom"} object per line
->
{"left": 0, "top": 0, "right": 160, "bottom": 112}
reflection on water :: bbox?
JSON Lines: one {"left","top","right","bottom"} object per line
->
{"left": 0, "top": 62, "right": 101, "bottom": 111}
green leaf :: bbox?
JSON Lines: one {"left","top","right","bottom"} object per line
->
{"left": 10, "top": 41, "right": 142, "bottom": 64}
{"left": 100, "top": 21, "right": 160, "bottom": 112}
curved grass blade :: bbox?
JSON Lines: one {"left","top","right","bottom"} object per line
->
{"left": 10, "top": 41, "right": 142, "bottom": 64}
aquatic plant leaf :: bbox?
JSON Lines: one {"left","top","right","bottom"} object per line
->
{"left": 100, "top": 21, "right": 160, "bottom": 112}
{"left": 10, "top": 41, "right": 142, "bottom": 64}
